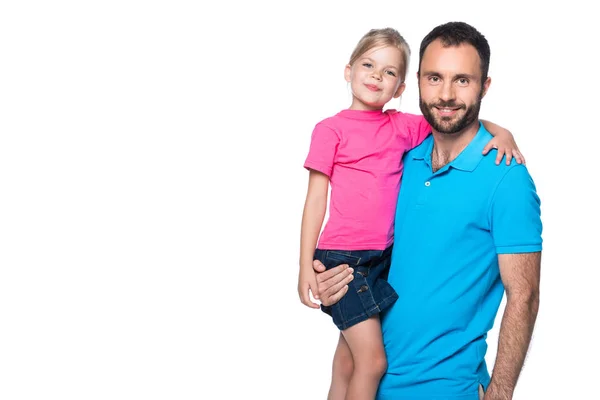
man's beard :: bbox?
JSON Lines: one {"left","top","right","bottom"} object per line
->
{"left": 420, "top": 96, "right": 482, "bottom": 135}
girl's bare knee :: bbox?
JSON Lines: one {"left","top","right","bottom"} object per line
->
{"left": 354, "top": 350, "right": 387, "bottom": 379}
{"left": 371, "top": 352, "right": 387, "bottom": 378}
{"left": 332, "top": 352, "right": 354, "bottom": 379}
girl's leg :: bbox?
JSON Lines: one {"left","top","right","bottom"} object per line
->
{"left": 328, "top": 333, "right": 354, "bottom": 400}
{"left": 342, "top": 315, "right": 387, "bottom": 400}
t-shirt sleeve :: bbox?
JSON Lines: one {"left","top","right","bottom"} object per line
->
{"left": 303, "top": 122, "right": 340, "bottom": 177}
{"left": 401, "top": 113, "right": 432, "bottom": 149}
{"left": 489, "top": 165, "right": 543, "bottom": 254}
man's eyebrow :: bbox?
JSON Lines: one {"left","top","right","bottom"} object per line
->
{"left": 420, "top": 71, "right": 478, "bottom": 80}
{"left": 454, "top": 73, "right": 478, "bottom": 80}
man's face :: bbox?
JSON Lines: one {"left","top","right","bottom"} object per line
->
{"left": 418, "top": 39, "right": 490, "bottom": 134}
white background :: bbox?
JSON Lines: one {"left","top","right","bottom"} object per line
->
{"left": 0, "top": 1, "right": 598, "bottom": 399}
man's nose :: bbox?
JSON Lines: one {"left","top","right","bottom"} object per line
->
{"left": 439, "top": 81, "right": 455, "bottom": 101}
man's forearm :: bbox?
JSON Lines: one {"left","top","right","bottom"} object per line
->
{"left": 486, "top": 293, "right": 539, "bottom": 399}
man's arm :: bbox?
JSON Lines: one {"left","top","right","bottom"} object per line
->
{"left": 485, "top": 252, "right": 541, "bottom": 400}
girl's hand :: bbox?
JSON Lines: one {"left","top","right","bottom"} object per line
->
{"left": 298, "top": 268, "right": 320, "bottom": 309}
{"left": 482, "top": 135, "right": 526, "bottom": 166}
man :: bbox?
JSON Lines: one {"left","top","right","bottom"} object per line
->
{"left": 313, "top": 22, "right": 542, "bottom": 400}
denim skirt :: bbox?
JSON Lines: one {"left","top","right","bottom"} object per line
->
{"left": 314, "top": 245, "right": 398, "bottom": 331}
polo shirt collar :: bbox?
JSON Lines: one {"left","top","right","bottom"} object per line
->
{"left": 412, "top": 122, "right": 491, "bottom": 172}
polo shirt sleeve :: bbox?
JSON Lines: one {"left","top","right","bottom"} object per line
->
{"left": 303, "top": 122, "right": 340, "bottom": 177}
{"left": 489, "top": 165, "right": 543, "bottom": 254}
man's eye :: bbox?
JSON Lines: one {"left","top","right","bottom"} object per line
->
{"left": 429, "top": 77, "right": 440, "bottom": 83}
{"left": 458, "top": 78, "right": 469, "bottom": 85}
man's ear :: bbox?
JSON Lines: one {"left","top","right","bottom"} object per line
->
{"left": 481, "top": 76, "right": 491, "bottom": 98}
{"left": 393, "top": 82, "right": 406, "bottom": 98}
{"left": 344, "top": 64, "right": 352, "bottom": 82}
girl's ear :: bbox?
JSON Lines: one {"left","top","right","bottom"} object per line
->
{"left": 393, "top": 82, "right": 406, "bottom": 98}
{"left": 344, "top": 64, "right": 352, "bottom": 82}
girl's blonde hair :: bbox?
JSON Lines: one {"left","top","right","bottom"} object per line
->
{"left": 348, "top": 28, "right": 411, "bottom": 82}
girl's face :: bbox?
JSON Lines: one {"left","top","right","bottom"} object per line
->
{"left": 345, "top": 45, "right": 406, "bottom": 111}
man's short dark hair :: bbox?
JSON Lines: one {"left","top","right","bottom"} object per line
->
{"left": 418, "top": 21, "right": 491, "bottom": 81}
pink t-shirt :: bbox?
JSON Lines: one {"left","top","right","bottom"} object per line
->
{"left": 304, "top": 109, "right": 431, "bottom": 250}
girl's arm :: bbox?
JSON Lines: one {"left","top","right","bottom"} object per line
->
{"left": 399, "top": 113, "right": 526, "bottom": 166}
{"left": 298, "top": 170, "right": 329, "bottom": 309}
{"left": 481, "top": 120, "right": 525, "bottom": 165}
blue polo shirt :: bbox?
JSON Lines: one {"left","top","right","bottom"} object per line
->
{"left": 377, "top": 124, "right": 542, "bottom": 400}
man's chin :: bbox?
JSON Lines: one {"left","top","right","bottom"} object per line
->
{"left": 432, "top": 119, "right": 462, "bottom": 135}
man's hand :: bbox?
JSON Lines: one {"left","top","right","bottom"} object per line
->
{"left": 312, "top": 259, "right": 354, "bottom": 306}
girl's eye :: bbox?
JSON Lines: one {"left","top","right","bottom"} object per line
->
{"left": 362, "top": 63, "right": 373, "bottom": 68}
{"left": 386, "top": 71, "right": 396, "bottom": 77}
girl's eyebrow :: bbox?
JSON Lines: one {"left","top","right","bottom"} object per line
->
{"left": 359, "top": 57, "right": 400, "bottom": 71}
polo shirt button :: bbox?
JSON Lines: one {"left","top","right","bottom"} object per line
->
{"left": 425, "top": 181, "right": 431, "bottom": 187}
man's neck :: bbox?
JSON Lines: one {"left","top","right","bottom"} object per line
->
{"left": 430, "top": 121, "right": 480, "bottom": 172}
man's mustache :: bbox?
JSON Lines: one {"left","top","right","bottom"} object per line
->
{"left": 430, "top": 101, "right": 465, "bottom": 109}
